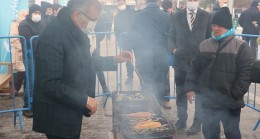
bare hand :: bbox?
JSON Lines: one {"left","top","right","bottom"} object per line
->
{"left": 115, "top": 51, "right": 133, "bottom": 63}
{"left": 173, "top": 49, "right": 177, "bottom": 54}
{"left": 86, "top": 97, "right": 98, "bottom": 115}
{"left": 252, "top": 21, "right": 258, "bottom": 27}
{"left": 186, "top": 91, "right": 195, "bottom": 104}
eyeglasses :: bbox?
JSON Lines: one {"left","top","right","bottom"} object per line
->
{"left": 79, "top": 11, "right": 97, "bottom": 21}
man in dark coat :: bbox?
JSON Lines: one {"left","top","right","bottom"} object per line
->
{"left": 127, "top": 0, "right": 171, "bottom": 108}
{"left": 41, "top": 1, "right": 53, "bottom": 28}
{"left": 114, "top": 0, "right": 135, "bottom": 85}
{"left": 18, "top": 4, "right": 44, "bottom": 118}
{"left": 32, "top": 0, "right": 132, "bottom": 138}
{"left": 185, "top": 7, "right": 254, "bottom": 139}
{"left": 167, "top": 0, "right": 211, "bottom": 135}
{"left": 238, "top": 0, "right": 260, "bottom": 58}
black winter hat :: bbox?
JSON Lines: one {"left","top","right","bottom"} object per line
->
{"left": 211, "top": 7, "right": 232, "bottom": 29}
{"left": 29, "top": 4, "right": 41, "bottom": 16}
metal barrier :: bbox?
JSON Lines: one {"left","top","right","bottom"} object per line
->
{"left": 164, "top": 33, "right": 260, "bottom": 131}
{"left": 0, "top": 36, "right": 31, "bottom": 131}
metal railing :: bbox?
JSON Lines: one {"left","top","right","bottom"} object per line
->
{"left": 0, "top": 36, "right": 32, "bottom": 131}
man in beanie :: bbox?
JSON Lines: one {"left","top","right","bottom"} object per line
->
{"left": 18, "top": 4, "right": 44, "bottom": 118}
{"left": 167, "top": 0, "right": 211, "bottom": 135}
{"left": 238, "top": 0, "right": 260, "bottom": 58}
{"left": 184, "top": 7, "right": 254, "bottom": 139}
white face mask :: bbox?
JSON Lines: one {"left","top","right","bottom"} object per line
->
{"left": 77, "top": 13, "right": 97, "bottom": 35}
{"left": 187, "top": 1, "right": 199, "bottom": 11}
{"left": 222, "top": 3, "right": 228, "bottom": 7}
{"left": 31, "top": 15, "right": 41, "bottom": 22}
{"left": 118, "top": 5, "right": 126, "bottom": 10}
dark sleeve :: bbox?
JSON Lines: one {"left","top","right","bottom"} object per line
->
{"left": 230, "top": 42, "right": 254, "bottom": 100}
{"left": 36, "top": 38, "right": 88, "bottom": 113}
{"left": 206, "top": 15, "right": 212, "bottom": 39}
{"left": 18, "top": 22, "right": 32, "bottom": 49}
{"left": 167, "top": 14, "right": 177, "bottom": 51}
{"left": 124, "top": 14, "right": 142, "bottom": 50}
{"left": 93, "top": 56, "right": 117, "bottom": 71}
{"left": 184, "top": 49, "right": 201, "bottom": 93}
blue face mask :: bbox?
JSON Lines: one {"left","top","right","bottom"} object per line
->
{"left": 212, "top": 27, "right": 235, "bottom": 41}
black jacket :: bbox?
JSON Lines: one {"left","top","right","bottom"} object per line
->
{"left": 127, "top": 3, "right": 170, "bottom": 71}
{"left": 33, "top": 7, "right": 116, "bottom": 138}
{"left": 167, "top": 8, "right": 211, "bottom": 71}
{"left": 185, "top": 35, "right": 254, "bottom": 109}
{"left": 18, "top": 16, "right": 44, "bottom": 54}
{"left": 238, "top": 7, "right": 260, "bottom": 35}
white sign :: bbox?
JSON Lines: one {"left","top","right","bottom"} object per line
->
{"left": 35, "top": 0, "right": 54, "bottom": 5}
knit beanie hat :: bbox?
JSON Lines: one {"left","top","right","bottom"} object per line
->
{"left": 29, "top": 4, "right": 41, "bottom": 16}
{"left": 211, "top": 7, "right": 232, "bottom": 29}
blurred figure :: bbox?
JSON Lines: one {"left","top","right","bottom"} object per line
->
{"left": 93, "top": 9, "right": 114, "bottom": 94}
{"left": 114, "top": 0, "right": 135, "bottom": 85}
{"left": 185, "top": 7, "right": 254, "bottom": 139}
{"left": 10, "top": 10, "right": 28, "bottom": 95}
{"left": 167, "top": 0, "right": 211, "bottom": 135}
{"left": 127, "top": 0, "right": 171, "bottom": 108}
{"left": 212, "top": 0, "right": 229, "bottom": 14}
{"left": 41, "top": 1, "right": 53, "bottom": 27}
{"left": 53, "top": 3, "right": 62, "bottom": 16}
{"left": 162, "top": 0, "right": 173, "bottom": 14}
{"left": 18, "top": 4, "right": 44, "bottom": 118}
{"left": 238, "top": 0, "right": 260, "bottom": 59}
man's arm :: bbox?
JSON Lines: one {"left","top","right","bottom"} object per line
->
{"left": 230, "top": 42, "right": 254, "bottom": 100}
{"left": 167, "top": 14, "right": 177, "bottom": 53}
{"left": 206, "top": 14, "right": 212, "bottom": 39}
{"left": 184, "top": 47, "right": 201, "bottom": 104}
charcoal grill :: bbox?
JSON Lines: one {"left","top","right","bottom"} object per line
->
{"left": 112, "top": 91, "right": 175, "bottom": 139}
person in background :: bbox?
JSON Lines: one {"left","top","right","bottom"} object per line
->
{"left": 114, "top": 0, "right": 135, "bottom": 85}
{"left": 18, "top": 4, "right": 44, "bottom": 118}
{"left": 10, "top": 10, "right": 28, "bottom": 96}
{"left": 167, "top": 0, "right": 211, "bottom": 135}
{"left": 41, "top": 1, "right": 53, "bottom": 27}
{"left": 53, "top": 3, "right": 62, "bottom": 16}
{"left": 185, "top": 7, "right": 254, "bottom": 139}
{"left": 212, "top": 0, "right": 229, "bottom": 14}
{"left": 93, "top": 9, "right": 114, "bottom": 94}
{"left": 162, "top": 0, "right": 173, "bottom": 14}
{"left": 126, "top": 0, "right": 171, "bottom": 108}
{"left": 32, "top": 0, "right": 132, "bottom": 138}
{"left": 238, "top": 0, "right": 260, "bottom": 59}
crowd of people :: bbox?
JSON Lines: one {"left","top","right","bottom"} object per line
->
{"left": 8, "top": 0, "right": 260, "bottom": 139}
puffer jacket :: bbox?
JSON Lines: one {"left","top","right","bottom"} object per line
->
{"left": 10, "top": 21, "right": 25, "bottom": 71}
{"left": 185, "top": 35, "right": 254, "bottom": 109}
